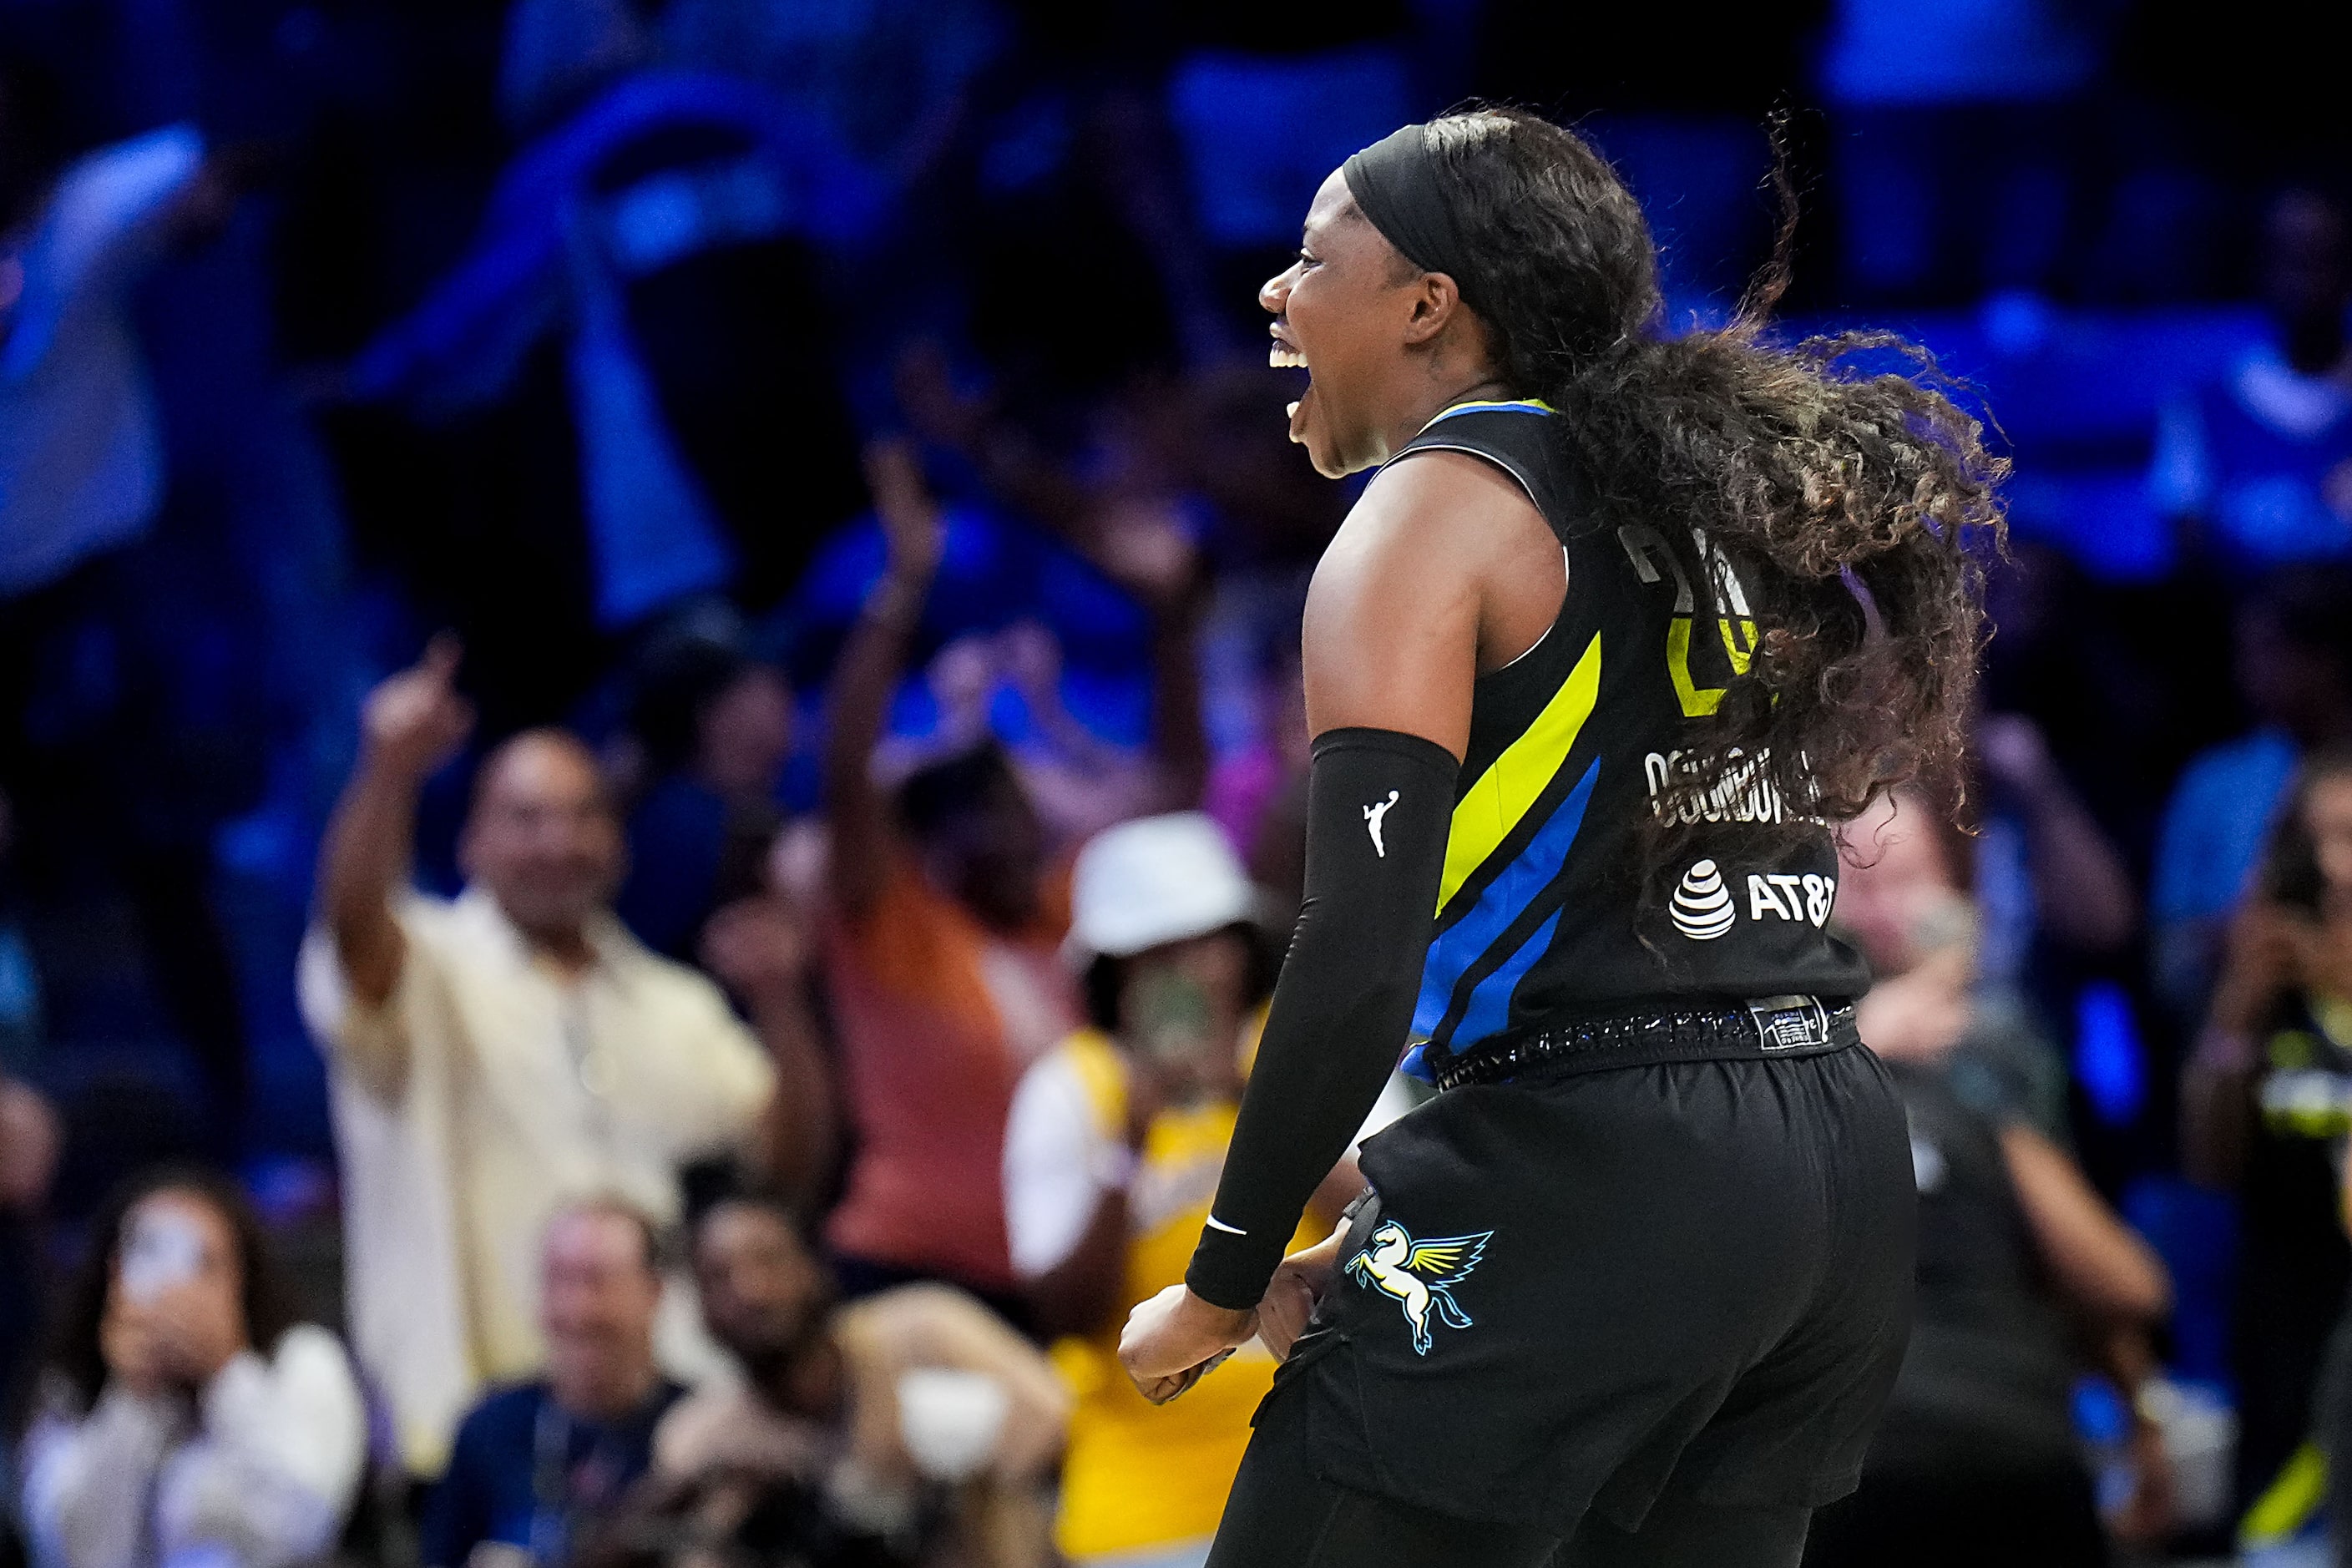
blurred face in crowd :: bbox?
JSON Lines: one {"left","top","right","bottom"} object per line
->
{"left": 692, "top": 1201, "right": 833, "bottom": 1376}
{"left": 1834, "top": 794, "right": 1972, "bottom": 979}
{"left": 2236, "top": 607, "right": 2350, "bottom": 744}
{"left": 462, "top": 731, "right": 625, "bottom": 943}
{"left": 2305, "top": 770, "right": 2352, "bottom": 906}
{"left": 101, "top": 1186, "right": 252, "bottom": 1392}
{"left": 1117, "top": 930, "right": 1251, "bottom": 1105}
{"left": 113, "top": 1188, "right": 242, "bottom": 1328}
{"left": 2262, "top": 191, "right": 2349, "bottom": 373}
{"left": 918, "top": 774, "right": 1049, "bottom": 933}
{"left": 540, "top": 1205, "right": 663, "bottom": 1420}
{"left": 698, "top": 666, "right": 793, "bottom": 802}
{"left": 1262, "top": 169, "right": 1462, "bottom": 479}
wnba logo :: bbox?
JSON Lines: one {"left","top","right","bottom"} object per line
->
{"left": 1670, "top": 860, "right": 1737, "bottom": 940}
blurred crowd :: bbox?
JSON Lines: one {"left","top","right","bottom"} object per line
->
{"left": 8, "top": 0, "right": 2352, "bottom": 1564}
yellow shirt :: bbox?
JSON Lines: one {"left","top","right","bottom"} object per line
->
{"left": 1009, "top": 1030, "right": 1316, "bottom": 1560}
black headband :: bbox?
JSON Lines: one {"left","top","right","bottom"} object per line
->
{"left": 1342, "top": 123, "right": 1480, "bottom": 309}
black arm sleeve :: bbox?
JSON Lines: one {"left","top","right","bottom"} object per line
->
{"left": 1185, "top": 726, "right": 1458, "bottom": 1309}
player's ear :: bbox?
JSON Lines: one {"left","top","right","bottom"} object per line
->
{"left": 1403, "top": 272, "right": 1463, "bottom": 346}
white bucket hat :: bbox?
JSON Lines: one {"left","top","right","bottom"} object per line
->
{"left": 1067, "top": 812, "right": 1257, "bottom": 963}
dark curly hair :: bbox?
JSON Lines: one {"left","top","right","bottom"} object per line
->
{"left": 1417, "top": 109, "right": 2006, "bottom": 836}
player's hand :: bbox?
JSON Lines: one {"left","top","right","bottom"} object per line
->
{"left": 1257, "top": 1221, "right": 1348, "bottom": 1361}
{"left": 1118, "top": 1284, "right": 1254, "bottom": 1405}
{"left": 361, "top": 635, "right": 473, "bottom": 784}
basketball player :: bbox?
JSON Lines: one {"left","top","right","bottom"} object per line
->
{"left": 1117, "top": 111, "right": 2006, "bottom": 1566}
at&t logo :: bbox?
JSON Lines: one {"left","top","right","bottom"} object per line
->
{"left": 1670, "top": 860, "right": 1737, "bottom": 940}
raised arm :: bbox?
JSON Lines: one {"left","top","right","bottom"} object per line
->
{"left": 2002, "top": 1124, "right": 2171, "bottom": 1323}
{"left": 1979, "top": 715, "right": 2138, "bottom": 955}
{"left": 316, "top": 638, "right": 474, "bottom": 1010}
{"left": 1088, "top": 508, "right": 1213, "bottom": 809}
{"left": 1133, "top": 532, "right": 1212, "bottom": 812}
{"left": 2181, "top": 901, "right": 2298, "bottom": 1187}
{"left": 701, "top": 893, "right": 838, "bottom": 1211}
{"left": 824, "top": 443, "right": 943, "bottom": 916}
{"left": 2000, "top": 1120, "right": 2177, "bottom": 1544}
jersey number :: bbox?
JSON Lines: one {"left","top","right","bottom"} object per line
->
{"left": 1617, "top": 524, "right": 1758, "bottom": 717}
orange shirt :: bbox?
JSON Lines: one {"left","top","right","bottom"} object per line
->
{"left": 823, "top": 853, "right": 1076, "bottom": 1293}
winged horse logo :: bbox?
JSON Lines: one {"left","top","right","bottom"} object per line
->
{"left": 1344, "top": 1219, "right": 1494, "bottom": 1354}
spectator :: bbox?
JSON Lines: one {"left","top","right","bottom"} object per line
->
{"left": 1206, "top": 642, "right": 1310, "bottom": 917}
{"left": 2, "top": 46, "right": 259, "bottom": 1146}
{"left": 15, "top": 1170, "right": 367, "bottom": 1568}
{"left": 615, "top": 635, "right": 795, "bottom": 963}
{"left": 819, "top": 447, "right": 1080, "bottom": 1314}
{"left": 992, "top": 619, "right": 1203, "bottom": 857}
{"left": 644, "top": 1191, "right": 1067, "bottom": 1568}
{"left": 887, "top": 352, "right": 1218, "bottom": 845}
{"left": 2151, "top": 190, "right": 2352, "bottom": 572}
{"left": 343, "top": 2, "right": 876, "bottom": 731}
{"left": 2181, "top": 747, "right": 2352, "bottom": 1531}
{"left": 1974, "top": 713, "right": 2140, "bottom": 987}
{"left": 1837, "top": 792, "right": 2073, "bottom": 1141}
{"left": 1177, "top": 362, "right": 1337, "bottom": 862}
{"left": 1002, "top": 812, "right": 1323, "bottom": 1568}
{"left": 2324, "top": 1102, "right": 2352, "bottom": 1568}
{"left": 0, "top": 1071, "right": 58, "bottom": 1416}
{"left": 422, "top": 1199, "right": 685, "bottom": 1568}
{"left": 2152, "top": 567, "right": 2352, "bottom": 1024}
{"left": 298, "top": 640, "right": 832, "bottom": 1474}
{"left": 1807, "top": 794, "right": 2174, "bottom": 1566}
{"left": 0, "top": 48, "right": 236, "bottom": 604}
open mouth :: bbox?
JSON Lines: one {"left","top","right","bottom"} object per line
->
{"left": 1270, "top": 326, "right": 1310, "bottom": 442}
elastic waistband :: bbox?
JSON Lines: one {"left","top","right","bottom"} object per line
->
{"left": 1429, "top": 995, "right": 1859, "bottom": 1092}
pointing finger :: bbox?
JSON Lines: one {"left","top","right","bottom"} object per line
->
{"left": 419, "top": 633, "right": 463, "bottom": 685}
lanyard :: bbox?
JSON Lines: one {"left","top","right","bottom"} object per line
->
{"left": 559, "top": 988, "right": 616, "bottom": 1156}
{"left": 526, "top": 1388, "right": 667, "bottom": 1564}
{"left": 525, "top": 1396, "right": 576, "bottom": 1567}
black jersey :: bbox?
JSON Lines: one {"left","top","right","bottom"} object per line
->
{"left": 1400, "top": 401, "right": 1870, "bottom": 1070}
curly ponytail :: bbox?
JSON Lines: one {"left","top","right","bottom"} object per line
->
{"left": 1422, "top": 109, "right": 2006, "bottom": 831}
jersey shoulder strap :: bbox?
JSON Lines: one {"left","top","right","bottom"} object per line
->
{"left": 1386, "top": 400, "right": 1582, "bottom": 544}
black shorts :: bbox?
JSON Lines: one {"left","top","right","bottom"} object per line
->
{"left": 1262, "top": 1039, "right": 1915, "bottom": 1537}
